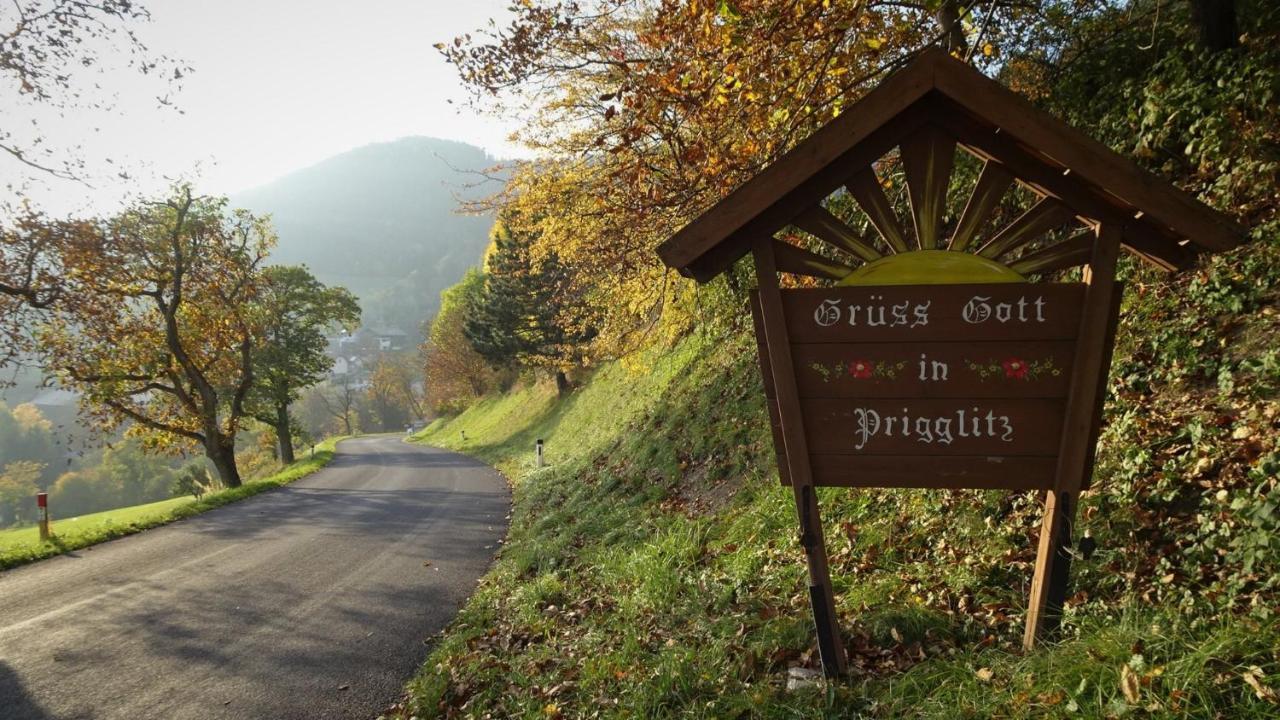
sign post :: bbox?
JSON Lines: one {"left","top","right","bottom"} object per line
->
{"left": 749, "top": 233, "right": 1122, "bottom": 663}
{"left": 654, "top": 50, "right": 1246, "bottom": 676}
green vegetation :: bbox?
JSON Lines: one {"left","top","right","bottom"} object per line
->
{"left": 402, "top": 319, "right": 1278, "bottom": 717}
{"left": 0, "top": 436, "right": 343, "bottom": 570}
{"left": 248, "top": 264, "right": 362, "bottom": 464}
{"left": 398, "top": 5, "right": 1280, "bottom": 717}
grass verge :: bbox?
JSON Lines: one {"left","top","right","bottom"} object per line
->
{"left": 0, "top": 436, "right": 345, "bottom": 570}
{"left": 396, "top": 330, "right": 1278, "bottom": 719}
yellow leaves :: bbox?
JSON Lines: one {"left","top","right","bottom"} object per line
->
{"left": 865, "top": 38, "right": 885, "bottom": 50}
{"left": 1120, "top": 663, "right": 1141, "bottom": 704}
{"left": 982, "top": 42, "right": 995, "bottom": 57}
{"left": 975, "top": 667, "right": 994, "bottom": 682}
{"left": 1243, "top": 666, "right": 1278, "bottom": 703}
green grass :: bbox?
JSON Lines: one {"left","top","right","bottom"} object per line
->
{"left": 394, "top": 329, "right": 1279, "bottom": 719}
{"left": 0, "top": 436, "right": 345, "bottom": 570}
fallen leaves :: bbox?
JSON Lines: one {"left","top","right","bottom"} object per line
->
{"left": 1242, "top": 666, "right": 1278, "bottom": 703}
{"left": 1120, "top": 664, "right": 1141, "bottom": 704}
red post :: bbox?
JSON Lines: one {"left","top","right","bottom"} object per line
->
{"left": 36, "top": 492, "right": 50, "bottom": 541}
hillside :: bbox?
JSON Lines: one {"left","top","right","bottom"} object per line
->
{"left": 401, "top": 239, "right": 1280, "bottom": 716}
{"left": 233, "top": 137, "right": 501, "bottom": 335}
{"left": 393, "top": 5, "right": 1280, "bottom": 718}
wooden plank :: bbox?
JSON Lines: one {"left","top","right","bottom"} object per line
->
{"left": 935, "top": 106, "right": 1198, "bottom": 271}
{"left": 1010, "top": 231, "right": 1095, "bottom": 275}
{"left": 950, "top": 160, "right": 1015, "bottom": 252}
{"left": 1026, "top": 489, "right": 1075, "bottom": 646}
{"left": 932, "top": 55, "right": 1245, "bottom": 254}
{"left": 770, "top": 239, "right": 854, "bottom": 280}
{"left": 658, "top": 49, "right": 1243, "bottom": 286}
{"left": 658, "top": 59, "right": 938, "bottom": 281}
{"left": 799, "top": 397, "right": 1066, "bottom": 456}
{"left": 900, "top": 126, "right": 956, "bottom": 249}
{"left": 978, "top": 197, "right": 1075, "bottom": 260}
{"left": 683, "top": 106, "right": 932, "bottom": 282}
{"left": 750, "top": 237, "right": 848, "bottom": 677}
{"left": 793, "top": 206, "right": 883, "bottom": 263}
{"left": 1023, "top": 223, "right": 1122, "bottom": 652}
{"left": 807, "top": 454, "right": 1057, "bottom": 490}
{"left": 749, "top": 294, "right": 791, "bottom": 486}
{"left": 790, "top": 340, "right": 1076, "bottom": 399}
{"left": 778, "top": 283, "right": 1086, "bottom": 343}
{"left": 1121, "top": 222, "right": 1202, "bottom": 272}
{"left": 1079, "top": 282, "right": 1124, "bottom": 492}
{"left": 846, "top": 167, "right": 910, "bottom": 253}
{"left": 1053, "top": 227, "right": 1122, "bottom": 492}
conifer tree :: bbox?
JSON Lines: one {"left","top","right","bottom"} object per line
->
{"left": 464, "top": 212, "right": 594, "bottom": 393}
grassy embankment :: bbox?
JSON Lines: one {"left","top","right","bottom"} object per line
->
{"left": 0, "top": 436, "right": 345, "bottom": 570}
{"left": 399, "top": 271, "right": 1279, "bottom": 719}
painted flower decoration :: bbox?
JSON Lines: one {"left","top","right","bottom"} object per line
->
{"left": 849, "top": 360, "right": 874, "bottom": 379}
{"left": 1002, "top": 358, "right": 1029, "bottom": 379}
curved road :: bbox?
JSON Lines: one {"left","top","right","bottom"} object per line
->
{"left": 0, "top": 436, "right": 509, "bottom": 720}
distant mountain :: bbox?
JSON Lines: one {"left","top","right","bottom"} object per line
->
{"left": 233, "top": 137, "right": 502, "bottom": 337}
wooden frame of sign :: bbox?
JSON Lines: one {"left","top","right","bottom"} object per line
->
{"left": 656, "top": 49, "right": 1246, "bottom": 678}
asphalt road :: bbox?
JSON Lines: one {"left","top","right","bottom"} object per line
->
{"left": 0, "top": 436, "right": 510, "bottom": 720}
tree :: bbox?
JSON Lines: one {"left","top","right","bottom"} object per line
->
{"left": 0, "top": 460, "right": 42, "bottom": 525}
{"left": 1, "top": 1, "right": 186, "bottom": 370}
{"left": 368, "top": 352, "right": 426, "bottom": 427}
{"left": 0, "top": 401, "right": 61, "bottom": 487}
{"left": 47, "top": 469, "right": 99, "bottom": 517}
{"left": 464, "top": 213, "right": 595, "bottom": 393}
{"left": 1, "top": 0, "right": 188, "bottom": 180}
{"left": 440, "top": 1, "right": 1114, "bottom": 350}
{"left": 317, "top": 374, "right": 359, "bottom": 437}
{"left": 38, "top": 186, "right": 271, "bottom": 488}
{"left": 1190, "top": 0, "right": 1239, "bottom": 52}
{"left": 423, "top": 269, "right": 498, "bottom": 412}
{"left": 97, "top": 439, "right": 175, "bottom": 506}
{"left": 246, "top": 265, "right": 359, "bottom": 464}
{"left": 0, "top": 209, "right": 94, "bottom": 371}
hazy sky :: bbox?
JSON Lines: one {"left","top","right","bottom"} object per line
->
{"left": 3, "top": 0, "right": 523, "bottom": 214}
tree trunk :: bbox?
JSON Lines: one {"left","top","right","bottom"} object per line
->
{"left": 554, "top": 370, "right": 570, "bottom": 396}
{"left": 936, "top": 1, "right": 969, "bottom": 55}
{"left": 206, "top": 434, "right": 242, "bottom": 488}
{"left": 1189, "top": 0, "right": 1238, "bottom": 52}
{"left": 276, "top": 402, "right": 295, "bottom": 465}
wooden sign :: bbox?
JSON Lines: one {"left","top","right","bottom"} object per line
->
{"left": 654, "top": 49, "right": 1246, "bottom": 681}
{"left": 750, "top": 283, "right": 1098, "bottom": 491}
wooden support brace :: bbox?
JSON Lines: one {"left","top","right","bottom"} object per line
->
{"left": 770, "top": 238, "right": 854, "bottom": 280}
{"left": 751, "top": 236, "right": 848, "bottom": 677}
{"left": 1023, "top": 223, "right": 1123, "bottom": 651}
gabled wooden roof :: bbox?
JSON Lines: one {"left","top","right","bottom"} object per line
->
{"left": 657, "top": 48, "right": 1247, "bottom": 283}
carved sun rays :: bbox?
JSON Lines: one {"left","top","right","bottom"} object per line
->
{"left": 772, "top": 124, "right": 1094, "bottom": 283}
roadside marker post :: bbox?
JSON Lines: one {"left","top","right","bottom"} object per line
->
{"left": 36, "top": 492, "right": 51, "bottom": 541}
{"left": 535, "top": 439, "right": 544, "bottom": 468}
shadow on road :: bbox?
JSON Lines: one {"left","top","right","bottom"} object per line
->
{"left": 181, "top": 485, "right": 506, "bottom": 547}
{"left": 328, "top": 448, "right": 491, "bottom": 469}
{"left": 0, "top": 661, "right": 51, "bottom": 720}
